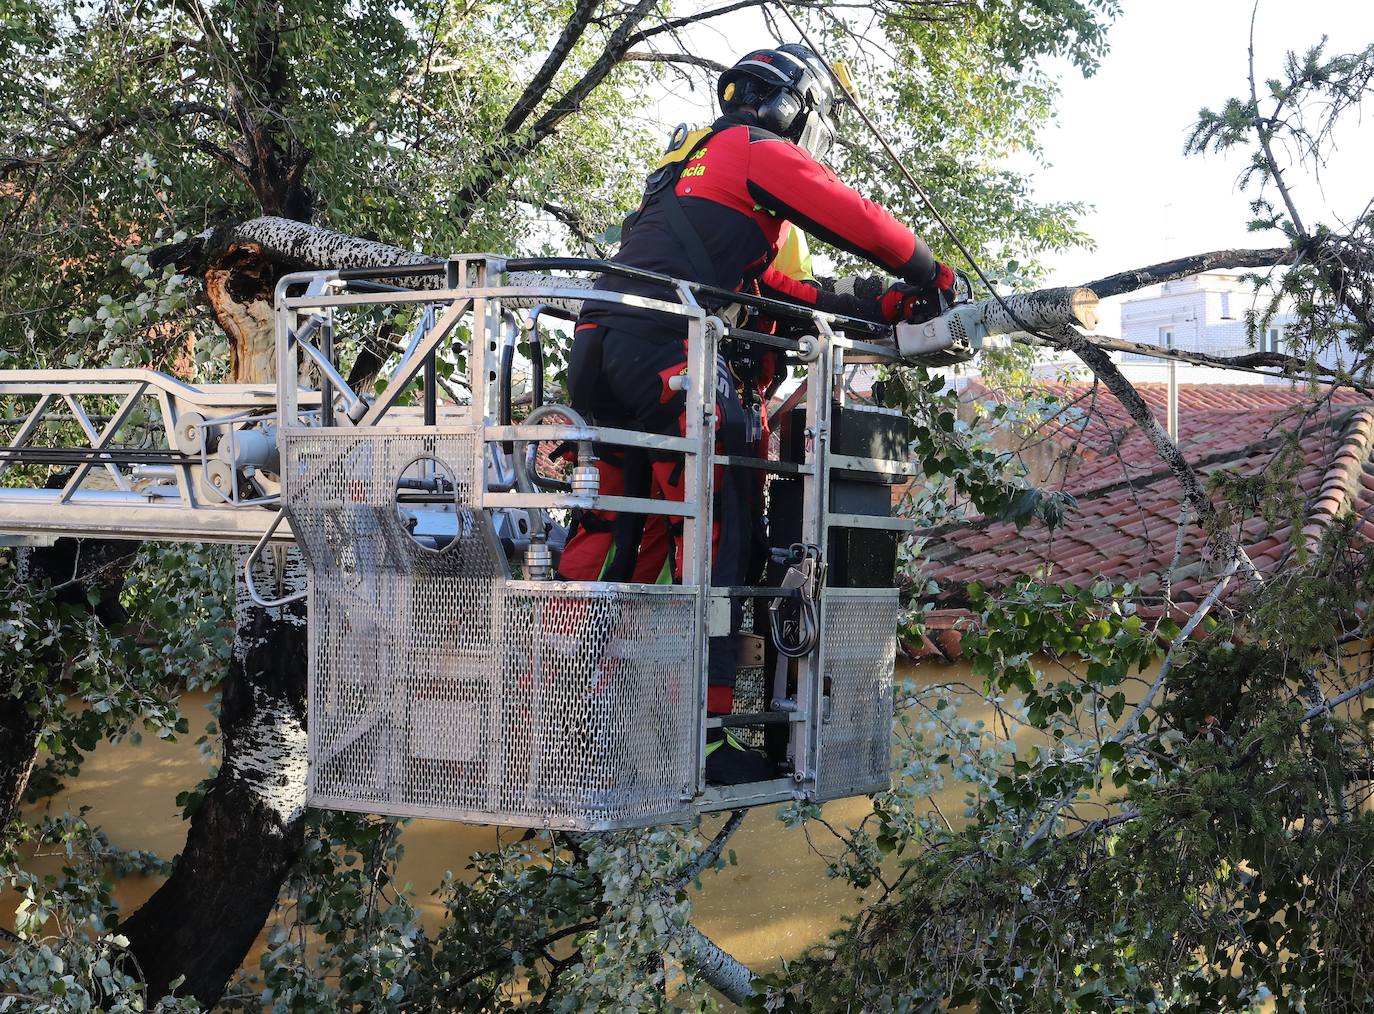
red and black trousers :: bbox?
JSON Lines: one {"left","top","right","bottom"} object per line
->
{"left": 559, "top": 322, "right": 760, "bottom": 709}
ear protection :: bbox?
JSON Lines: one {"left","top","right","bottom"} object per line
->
{"left": 757, "top": 90, "right": 803, "bottom": 135}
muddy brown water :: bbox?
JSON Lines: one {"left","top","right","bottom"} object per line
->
{"left": 15, "top": 658, "right": 988, "bottom": 979}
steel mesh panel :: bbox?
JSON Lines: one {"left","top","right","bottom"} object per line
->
{"left": 282, "top": 429, "right": 698, "bottom": 830}
{"left": 815, "top": 589, "right": 897, "bottom": 801}
{"left": 731, "top": 599, "right": 766, "bottom": 746}
{"left": 498, "top": 586, "right": 698, "bottom": 828}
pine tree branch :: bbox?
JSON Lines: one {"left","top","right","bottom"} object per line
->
{"left": 1248, "top": 9, "right": 1308, "bottom": 239}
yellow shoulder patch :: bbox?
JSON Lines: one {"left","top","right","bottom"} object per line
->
{"left": 654, "top": 125, "right": 713, "bottom": 170}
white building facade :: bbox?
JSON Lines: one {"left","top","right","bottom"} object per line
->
{"left": 1119, "top": 270, "right": 1292, "bottom": 360}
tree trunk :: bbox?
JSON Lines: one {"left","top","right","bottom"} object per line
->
{"left": 123, "top": 240, "right": 311, "bottom": 1005}
{"left": 120, "top": 577, "right": 307, "bottom": 1005}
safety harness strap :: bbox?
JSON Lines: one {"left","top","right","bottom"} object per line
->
{"left": 625, "top": 128, "right": 725, "bottom": 292}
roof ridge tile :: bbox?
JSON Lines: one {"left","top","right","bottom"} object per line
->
{"left": 1303, "top": 408, "right": 1374, "bottom": 553}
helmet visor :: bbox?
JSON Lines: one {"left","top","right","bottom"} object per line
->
{"left": 796, "top": 108, "right": 837, "bottom": 161}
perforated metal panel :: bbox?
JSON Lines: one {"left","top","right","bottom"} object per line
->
{"left": 498, "top": 584, "right": 698, "bottom": 827}
{"left": 814, "top": 589, "right": 897, "bottom": 801}
{"left": 282, "top": 428, "right": 699, "bottom": 830}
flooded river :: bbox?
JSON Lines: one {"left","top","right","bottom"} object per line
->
{"left": 16, "top": 658, "right": 982, "bottom": 975}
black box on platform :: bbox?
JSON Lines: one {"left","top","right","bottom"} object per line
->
{"left": 766, "top": 480, "right": 899, "bottom": 589}
{"left": 768, "top": 402, "right": 910, "bottom": 590}
{"left": 780, "top": 403, "right": 911, "bottom": 482}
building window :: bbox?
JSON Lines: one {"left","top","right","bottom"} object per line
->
{"left": 1158, "top": 326, "right": 1175, "bottom": 348}
{"left": 1220, "top": 292, "right": 1231, "bottom": 319}
{"left": 1266, "top": 327, "right": 1282, "bottom": 352}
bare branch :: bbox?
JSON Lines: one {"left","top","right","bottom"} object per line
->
{"left": 502, "top": 0, "right": 602, "bottom": 135}
{"left": 623, "top": 50, "right": 731, "bottom": 73}
{"left": 1301, "top": 676, "right": 1374, "bottom": 723}
{"left": 1080, "top": 247, "right": 1295, "bottom": 299}
{"left": 624, "top": 0, "right": 772, "bottom": 47}
{"left": 1039, "top": 326, "right": 1264, "bottom": 583}
{"left": 1060, "top": 332, "right": 1373, "bottom": 394}
{"left": 451, "top": 0, "right": 659, "bottom": 219}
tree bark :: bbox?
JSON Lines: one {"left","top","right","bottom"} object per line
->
{"left": 124, "top": 221, "right": 312, "bottom": 1005}
{"left": 979, "top": 286, "right": 1099, "bottom": 335}
{"left": 158, "top": 215, "right": 593, "bottom": 313}
{"left": 1081, "top": 247, "right": 1294, "bottom": 298}
{"left": 119, "top": 580, "right": 307, "bottom": 1005}
{"left": 204, "top": 241, "right": 287, "bottom": 383}
{"left": 680, "top": 925, "right": 757, "bottom": 1003}
{"left": 157, "top": 216, "right": 441, "bottom": 289}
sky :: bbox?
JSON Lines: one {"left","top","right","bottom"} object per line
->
{"left": 1024, "top": 0, "right": 1374, "bottom": 332}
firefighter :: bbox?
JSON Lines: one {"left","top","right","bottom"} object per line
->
{"left": 559, "top": 43, "right": 955, "bottom": 784}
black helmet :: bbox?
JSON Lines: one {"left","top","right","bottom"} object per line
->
{"left": 717, "top": 44, "right": 839, "bottom": 160}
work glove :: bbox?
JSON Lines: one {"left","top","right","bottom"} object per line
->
{"left": 931, "top": 261, "right": 957, "bottom": 297}
{"left": 879, "top": 262, "right": 957, "bottom": 325}
{"left": 871, "top": 281, "right": 941, "bottom": 324}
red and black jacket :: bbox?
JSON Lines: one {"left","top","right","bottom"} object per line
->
{"left": 580, "top": 113, "right": 937, "bottom": 335}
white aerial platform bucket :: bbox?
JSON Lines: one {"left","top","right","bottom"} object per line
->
{"left": 283, "top": 428, "right": 702, "bottom": 830}
{"left": 265, "top": 255, "right": 909, "bottom": 830}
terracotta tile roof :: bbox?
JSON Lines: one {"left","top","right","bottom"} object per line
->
{"left": 964, "top": 382, "right": 1362, "bottom": 483}
{"left": 909, "top": 384, "right": 1374, "bottom": 657}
